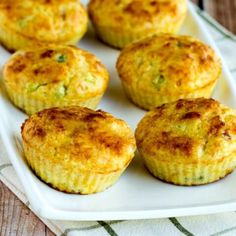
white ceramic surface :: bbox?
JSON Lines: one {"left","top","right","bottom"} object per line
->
{"left": 0, "top": 1, "right": 236, "bottom": 221}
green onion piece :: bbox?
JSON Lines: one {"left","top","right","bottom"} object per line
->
{"left": 27, "top": 83, "right": 40, "bottom": 92}
{"left": 198, "top": 176, "right": 204, "bottom": 181}
{"left": 18, "top": 15, "right": 34, "bottom": 28}
{"left": 152, "top": 74, "right": 165, "bottom": 90}
{"left": 85, "top": 74, "right": 96, "bottom": 84}
{"left": 27, "top": 83, "right": 48, "bottom": 92}
{"left": 56, "top": 85, "right": 67, "bottom": 98}
{"left": 177, "top": 41, "right": 183, "bottom": 48}
{"left": 18, "top": 19, "right": 28, "bottom": 28}
{"left": 57, "top": 54, "right": 67, "bottom": 63}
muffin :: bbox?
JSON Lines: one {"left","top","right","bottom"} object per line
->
{"left": 135, "top": 98, "right": 236, "bottom": 186}
{"left": 3, "top": 45, "right": 109, "bottom": 115}
{"left": 117, "top": 34, "right": 222, "bottom": 110}
{"left": 0, "top": 0, "right": 88, "bottom": 51}
{"left": 88, "top": 0, "right": 187, "bottom": 48}
{"left": 21, "top": 106, "right": 136, "bottom": 194}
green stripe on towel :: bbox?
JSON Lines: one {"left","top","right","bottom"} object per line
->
{"left": 98, "top": 221, "right": 118, "bottom": 236}
{"left": 169, "top": 217, "right": 195, "bottom": 236}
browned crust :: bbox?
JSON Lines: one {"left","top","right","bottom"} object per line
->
{"left": 153, "top": 131, "right": 194, "bottom": 156}
{"left": 4, "top": 45, "right": 109, "bottom": 102}
{"left": 135, "top": 98, "right": 236, "bottom": 162}
{"left": 117, "top": 34, "right": 221, "bottom": 91}
{"left": 175, "top": 98, "right": 219, "bottom": 110}
{"left": 88, "top": 0, "right": 186, "bottom": 27}
{"left": 21, "top": 106, "right": 136, "bottom": 173}
{"left": 181, "top": 112, "right": 201, "bottom": 120}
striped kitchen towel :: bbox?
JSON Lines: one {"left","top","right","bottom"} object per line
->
{"left": 1, "top": 5, "right": 236, "bottom": 236}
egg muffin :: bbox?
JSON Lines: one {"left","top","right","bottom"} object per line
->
{"left": 3, "top": 45, "right": 109, "bottom": 115}
{"left": 0, "top": 0, "right": 88, "bottom": 51}
{"left": 88, "top": 0, "right": 187, "bottom": 48}
{"left": 135, "top": 98, "right": 236, "bottom": 186}
{"left": 117, "top": 34, "right": 221, "bottom": 110}
{"left": 21, "top": 106, "right": 136, "bottom": 194}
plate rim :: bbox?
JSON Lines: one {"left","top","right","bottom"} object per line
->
{"left": 0, "top": 1, "right": 236, "bottom": 221}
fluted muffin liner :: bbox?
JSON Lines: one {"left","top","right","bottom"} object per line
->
{"left": 0, "top": 20, "right": 31, "bottom": 51}
{"left": 92, "top": 21, "right": 184, "bottom": 49}
{"left": 6, "top": 89, "right": 102, "bottom": 115}
{"left": 122, "top": 80, "right": 217, "bottom": 110}
{"left": 92, "top": 24, "right": 149, "bottom": 49}
{"left": 141, "top": 152, "right": 236, "bottom": 185}
{"left": 23, "top": 144, "right": 125, "bottom": 194}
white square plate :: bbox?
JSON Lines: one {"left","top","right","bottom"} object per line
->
{"left": 1, "top": 1, "right": 236, "bottom": 221}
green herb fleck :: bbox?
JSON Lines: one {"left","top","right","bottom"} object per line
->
{"left": 18, "top": 16, "right": 34, "bottom": 28}
{"left": 27, "top": 83, "right": 41, "bottom": 92}
{"left": 85, "top": 74, "right": 96, "bottom": 84}
{"left": 152, "top": 74, "right": 165, "bottom": 90}
{"left": 198, "top": 176, "right": 204, "bottom": 181}
{"left": 27, "top": 83, "right": 47, "bottom": 92}
{"left": 56, "top": 85, "right": 67, "bottom": 98}
{"left": 19, "top": 19, "right": 27, "bottom": 28}
{"left": 56, "top": 54, "right": 67, "bottom": 63}
{"left": 177, "top": 41, "right": 183, "bottom": 48}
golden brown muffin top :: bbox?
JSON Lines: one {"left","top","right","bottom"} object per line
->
{"left": 135, "top": 98, "right": 236, "bottom": 163}
{"left": 0, "top": 0, "right": 87, "bottom": 42}
{"left": 22, "top": 106, "right": 136, "bottom": 173}
{"left": 88, "top": 0, "right": 187, "bottom": 30}
{"left": 117, "top": 34, "right": 221, "bottom": 94}
{"left": 4, "top": 45, "right": 109, "bottom": 101}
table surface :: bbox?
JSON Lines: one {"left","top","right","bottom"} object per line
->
{"left": 1, "top": 0, "right": 236, "bottom": 235}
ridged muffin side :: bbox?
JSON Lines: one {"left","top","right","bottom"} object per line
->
{"left": 3, "top": 45, "right": 109, "bottom": 115}
{"left": 0, "top": 0, "right": 88, "bottom": 51}
{"left": 135, "top": 98, "right": 236, "bottom": 185}
{"left": 21, "top": 106, "right": 136, "bottom": 194}
{"left": 117, "top": 34, "right": 222, "bottom": 110}
{"left": 88, "top": 0, "right": 187, "bottom": 48}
